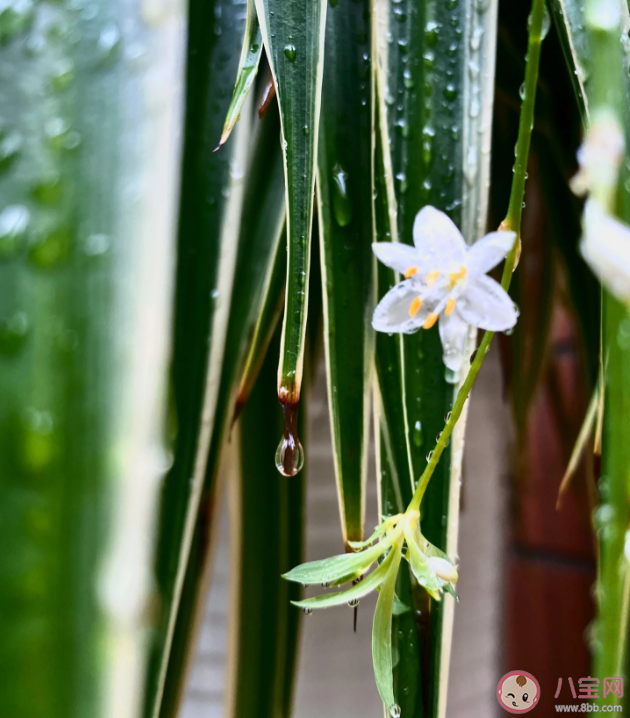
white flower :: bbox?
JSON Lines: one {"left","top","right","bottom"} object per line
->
{"left": 372, "top": 206, "right": 518, "bottom": 371}
{"left": 571, "top": 112, "right": 625, "bottom": 201}
{"left": 581, "top": 198, "right": 630, "bottom": 303}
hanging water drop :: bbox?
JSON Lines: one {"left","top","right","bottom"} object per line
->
{"left": 426, "top": 450, "right": 433, "bottom": 461}
{"left": 541, "top": 4, "right": 551, "bottom": 39}
{"left": 303, "top": 607, "right": 313, "bottom": 615}
{"left": 390, "top": 705, "right": 402, "bottom": 718}
{"left": 275, "top": 402, "right": 304, "bottom": 476}
{"left": 348, "top": 598, "right": 359, "bottom": 607}
{"left": 519, "top": 83, "right": 526, "bottom": 100}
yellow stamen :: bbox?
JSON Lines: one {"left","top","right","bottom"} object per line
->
{"left": 404, "top": 265, "right": 418, "bottom": 279}
{"left": 423, "top": 312, "right": 438, "bottom": 329}
{"left": 409, "top": 296, "right": 423, "bottom": 317}
{"left": 445, "top": 297, "right": 456, "bottom": 316}
{"left": 448, "top": 265, "right": 467, "bottom": 287}
{"left": 426, "top": 270, "right": 440, "bottom": 287}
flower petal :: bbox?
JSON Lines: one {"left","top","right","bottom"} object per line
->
{"left": 581, "top": 199, "right": 630, "bottom": 302}
{"left": 412, "top": 206, "right": 466, "bottom": 271}
{"left": 467, "top": 230, "right": 516, "bottom": 276}
{"left": 372, "top": 280, "right": 430, "bottom": 334}
{"left": 372, "top": 242, "right": 420, "bottom": 276}
{"left": 457, "top": 275, "right": 518, "bottom": 331}
{"left": 438, "top": 312, "right": 469, "bottom": 371}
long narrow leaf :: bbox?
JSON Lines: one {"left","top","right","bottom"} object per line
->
{"left": 372, "top": 542, "right": 404, "bottom": 716}
{"left": 253, "top": 0, "right": 327, "bottom": 472}
{"left": 317, "top": 0, "right": 374, "bottom": 545}
{"left": 157, "top": 98, "right": 287, "bottom": 718}
{"left": 0, "top": 2, "right": 186, "bottom": 717}
{"left": 225, "top": 332, "right": 305, "bottom": 718}
{"left": 373, "top": 1, "right": 499, "bottom": 715}
{"left": 218, "top": 0, "right": 264, "bottom": 148}
{"left": 146, "top": 2, "right": 251, "bottom": 715}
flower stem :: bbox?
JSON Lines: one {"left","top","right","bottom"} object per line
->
{"left": 408, "top": 0, "right": 546, "bottom": 513}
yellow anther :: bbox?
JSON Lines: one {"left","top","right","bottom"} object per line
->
{"left": 404, "top": 265, "right": 418, "bottom": 279}
{"left": 445, "top": 297, "right": 456, "bottom": 316}
{"left": 425, "top": 270, "right": 440, "bottom": 287}
{"left": 423, "top": 312, "right": 438, "bottom": 329}
{"left": 448, "top": 265, "right": 467, "bottom": 287}
{"left": 409, "top": 296, "right": 423, "bottom": 317}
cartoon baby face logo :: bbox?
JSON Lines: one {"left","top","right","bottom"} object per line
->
{"left": 497, "top": 670, "right": 540, "bottom": 713}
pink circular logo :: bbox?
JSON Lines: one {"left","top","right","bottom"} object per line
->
{"left": 497, "top": 670, "right": 540, "bottom": 713}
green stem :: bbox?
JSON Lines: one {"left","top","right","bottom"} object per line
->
{"left": 408, "top": 0, "right": 546, "bottom": 513}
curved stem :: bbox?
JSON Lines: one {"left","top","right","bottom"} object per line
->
{"left": 408, "top": 0, "right": 546, "bottom": 513}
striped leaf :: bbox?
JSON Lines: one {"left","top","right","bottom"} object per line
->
{"left": 218, "top": 0, "right": 264, "bottom": 148}
{"left": 0, "top": 2, "right": 186, "bottom": 717}
{"left": 317, "top": 0, "right": 375, "bottom": 545}
{"left": 373, "top": 0, "right": 499, "bottom": 715}
{"left": 146, "top": 1, "right": 251, "bottom": 715}
{"left": 225, "top": 332, "right": 305, "bottom": 718}
{"left": 253, "top": 0, "right": 327, "bottom": 474}
{"left": 156, "top": 95, "right": 287, "bottom": 717}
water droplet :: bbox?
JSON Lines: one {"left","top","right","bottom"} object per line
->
{"left": 426, "top": 450, "right": 433, "bottom": 461}
{"left": 541, "top": 4, "right": 551, "bottom": 39}
{"left": 0, "top": 0, "right": 35, "bottom": 45}
{"left": 0, "top": 311, "right": 29, "bottom": 355}
{"left": 444, "top": 367, "right": 458, "bottom": 384}
{"left": 470, "top": 26, "right": 484, "bottom": 51}
{"left": 28, "top": 226, "right": 73, "bottom": 269}
{"left": 443, "top": 83, "right": 457, "bottom": 101}
{"left": 84, "top": 233, "right": 110, "bottom": 257}
{"left": 97, "top": 23, "right": 122, "bottom": 66}
{"left": 303, "top": 607, "right": 313, "bottom": 615}
{"left": 302, "top": 124, "right": 310, "bottom": 136}
{"left": 425, "top": 21, "right": 440, "bottom": 48}
{"left": 276, "top": 402, "right": 304, "bottom": 476}
{"left": 504, "top": 326, "right": 514, "bottom": 336}
{"left": 0, "top": 130, "right": 22, "bottom": 173}
{"left": 0, "top": 205, "right": 29, "bottom": 260}
{"left": 283, "top": 44, "right": 296, "bottom": 62}
{"left": 322, "top": 581, "right": 330, "bottom": 588}
{"left": 332, "top": 163, "right": 352, "bottom": 227}
{"left": 348, "top": 598, "right": 359, "bottom": 607}
{"left": 390, "top": 705, "right": 401, "bottom": 718}
{"left": 16, "top": 408, "right": 56, "bottom": 475}
{"left": 413, "top": 420, "right": 423, "bottom": 448}
{"left": 519, "top": 83, "right": 526, "bottom": 100}
{"left": 31, "top": 172, "right": 64, "bottom": 205}
{"left": 444, "top": 411, "right": 452, "bottom": 422}
{"left": 51, "top": 59, "right": 76, "bottom": 92}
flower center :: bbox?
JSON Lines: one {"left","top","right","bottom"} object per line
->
{"left": 448, "top": 265, "right": 467, "bottom": 288}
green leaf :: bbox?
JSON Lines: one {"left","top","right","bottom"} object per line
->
{"left": 316, "top": 0, "right": 374, "bottom": 545}
{"left": 282, "top": 532, "right": 396, "bottom": 585}
{"left": 547, "top": 0, "right": 589, "bottom": 125}
{"left": 156, "top": 95, "right": 287, "bottom": 718}
{"left": 0, "top": 1, "right": 186, "bottom": 716}
{"left": 218, "top": 0, "right": 263, "bottom": 149}
{"left": 234, "top": 230, "right": 286, "bottom": 419}
{"left": 373, "top": 0, "right": 499, "bottom": 715}
{"left": 376, "top": 432, "right": 425, "bottom": 718}
{"left": 226, "top": 329, "right": 305, "bottom": 718}
{"left": 372, "top": 542, "right": 403, "bottom": 716}
{"left": 403, "top": 522, "right": 442, "bottom": 600}
{"left": 292, "top": 548, "right": 394, "bottom": 610}
{"left": 253, "top": 0, "right": 327, "bottom": 417}
{"left": 146, "top": 2, "right": 252, "bottom": 715}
